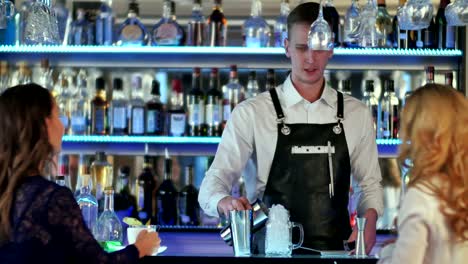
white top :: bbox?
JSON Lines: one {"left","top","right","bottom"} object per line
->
{"left": 378, "top": 184, "right": 468, "bottom": 264}
{"left": 198, "top": 75, "right": 383, "bottom": 217}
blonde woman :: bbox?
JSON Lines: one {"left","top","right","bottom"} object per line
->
{"left": 378, "top": 83, "right": 468, "bottom": 263}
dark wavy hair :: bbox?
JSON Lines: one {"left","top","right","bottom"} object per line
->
{"left": 0, "top": 83, "right": 55, "bottom": 244}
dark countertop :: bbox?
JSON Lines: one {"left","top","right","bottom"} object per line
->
{"left": 137, "top": 230, "right": 393, "bottom": 264}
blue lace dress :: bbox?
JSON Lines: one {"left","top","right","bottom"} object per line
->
{"left": 0, "top": 175, "right": 139, "bottom": 264}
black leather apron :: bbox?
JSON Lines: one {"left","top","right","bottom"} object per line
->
{"left": 256, "top": 88, "right": 352, "bottom": 254}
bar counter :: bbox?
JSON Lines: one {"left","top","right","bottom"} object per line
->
{"left": 137, "top": 229, "right": 393, "bottom": 264}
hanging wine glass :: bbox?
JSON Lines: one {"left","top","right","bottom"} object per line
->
{"left": 24, "top": 0, "right": 60, "bottom": 45}
{"left": 0, "top": 0, "right": 15, "bottom": 29}
{"left": 307, "top": 0, "right": 333, "bottom": 51}
{"left": 445, "top": 0, "right": 468, "bottom": 26}
{"left": 399, "top": 0, "right": 433, "bottom": 30}
{"left": 357, "top": 0, "right": 380, "bottom": 47}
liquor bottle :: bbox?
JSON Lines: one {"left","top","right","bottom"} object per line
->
{"left": 375, "top": 0, "right": 393, "bottom": 48}
{"left": 136, "top": 156, "right": 157, "bottom": 224}
{"left": 425, "top": 65, "right": 435, "bottom": 84}
{"left": 90, "top": 151, "right": 113, "bottom": 201}
{"left": 146, "top": 80, "right": 166, "bottom": 135}
{"left": 221, "top": 65, "right": 244, "bottom": 128}
{"left": 392, "top": 0, "right": 408, "bottom": 49}
{"left": 0, "top": 0, "right": 16, "bottom": 45}
{"left": 72, "top": 69, "right": 91, "bottom": 135}
{"left": 95, "top": 0, "right": 115, "bottom": 46}
{"left": 94, "top": 189, "right": 123, "bottom": 250}
{"left": 114, "top": 166, "right": 138, "bottom": 220}
{"left": 116, "top": 0, "right": 148, "bottom": 46}
{"left": 274, "top": 0, "right": 290, "bottom": 47}
{"left": 56, "top": 153, "right": 71, "bottom": 189}
{"left": 156, "top": 155, "right": 179, "bottom": 225}
{"left": 205, "top": 68, "right": 222, "bottom": 137}
{"left": 12, "top": 62, "right": 32, "bottom": 86}
{"left": 179, "top": 165, "right": 200, "bottom": 226}
{"left": 187, "top": 0, "right": 205, "bottom": 46}
{"left": 324, "top": 0, "right": 341, "bottom": 47}
{"left": 76, "top": 173, "right": 98, "bottom": 232}
{"left": 265, "top": 69, "right": 276, "bottom": 91}
{"left": 341, "top": 79, "right": 352, "bottom": 95}
{"left": 187, "top": 67, "right": 205, "bottom": 137}
{"left": 152, "top": 0, "right": 185, "bottom": 46}
{"left": 435, "top": 0, "right": 456, "bottom": 49}
{"left": 75, "top": 154, "right": 91, "bottom": 196}
{"left": 381, "top": 80, "right": 399, "bottom": 139}
{"left": 245, "top": 71, "right": 260, "bottom": 99}
{"left": 91, "top": 77, "right": 108, "bottom": 135}
{"left": 344, "top": 0, "right": 360, "bottom": 48}
{"left": 110, "top": 78, "right": 128, "bottom": 135}
{"left": 166, "top": 79, "right": 186, "bottom": 137}
{"left": 69, "top": 8, "right": 94, "bottom": 45}
{"left": 423, "top": 17, "right": 436, "bottom": 49}
{"left": 53, "top": 0, "right": 69, "bottom": 44}
{"left": 243, "top": 0, "right": 271, "bottom": 48}
{"left": 0, "top": 61, "right": 9, "bottom": 92}
{"left": 129, "top": 75, "right": 145, "bottom": 135}
{"left": 445, "top": 72, "right": 453, "bottom": 87}
{"left": 207, "top": 0, "right": 227, "bottom": 47}
{"left": 38, "top": 59, "right": 54, "bottom": 93}
{"left": 56, "top": 77, "right": 71, "bottom": 134}
{"left": 363, "top": 80, "right": 379, "bottom": 138}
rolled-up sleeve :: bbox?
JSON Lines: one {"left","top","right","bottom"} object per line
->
{"left": 350, "top": 107, "right": 384, "bottom": 217}
{"left": 198, "top": 102, "right": 255, "bottom": 217}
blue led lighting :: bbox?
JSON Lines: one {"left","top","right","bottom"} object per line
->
{"left": 376, "top": 139, "right": 401, "bottom": 145}
{"left": 62, "top": 135, "right": 222, "bottom": 144}
{"left": 0, "top": 45, "right": 462, "bottom": 56}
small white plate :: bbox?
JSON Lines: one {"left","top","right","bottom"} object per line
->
{"left": 153, "top": 246, "right": 167, "bottom": 256}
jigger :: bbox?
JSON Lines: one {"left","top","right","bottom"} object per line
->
{"left": 355, "top": 217, "right": 367, "bottom": 258}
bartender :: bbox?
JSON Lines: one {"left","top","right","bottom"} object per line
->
{"left": 198, "top": 2, "right": 383, "bottom": 254}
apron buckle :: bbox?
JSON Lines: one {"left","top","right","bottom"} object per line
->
{"left": 281, "top": 125, "right": 291, "bottom": 135}
{"left": 333, "top": 125, "right": 342, "bottom": 134}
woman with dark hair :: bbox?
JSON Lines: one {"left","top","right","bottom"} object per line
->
{"left": 0, "top": 83, "right": 159, "bottom": 263}
{"left": 378, "top": 83, "right": 468, "bottom": 263}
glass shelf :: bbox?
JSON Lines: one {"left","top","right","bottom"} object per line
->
{"left": 0, "top": 45, "right": 462, "bottom": 70}
{"left": 61, "top": 135, "right": 400, "bottom": 157}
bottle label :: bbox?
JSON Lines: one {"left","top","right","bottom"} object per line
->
{"left": 120, "top": 25, "right": 144, "bottom": 42}
{"left": 188, "top": 101, "right": 205, "bottom": 125}
{"left": 93, "top": 107, "right": 106, "bottom": 134}
{"left": 131, "top": 107, "right": 145, "bottom": 134}
{"left": 223, "top": 104, "right": 231, "bottom": 122}
{"left": 169, "top": 113, "right": 186, "bottom": 136}
{"left": 146, "top": 110, "right": 161, "bottom": 133}
{"left": 153, "top": 23, "right": 179, "bottom": 45}
{"left": 206, "top": 103, "right": 221, "bottom": 125}
{"left": 113, "top": 107, "right": 127, "bottom": 129}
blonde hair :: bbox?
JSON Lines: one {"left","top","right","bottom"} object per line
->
{"left": 398, "top": 83, "right": 468, "bottom": 241}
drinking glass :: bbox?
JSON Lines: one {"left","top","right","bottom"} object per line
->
{"left": 358, "top": 0, "right": 380, "bottom": 47}
{"left": 307, "top": 0, "right": 333, "bottom": 51}
{"left": 398, "top": 0, "right": 433, "bottom": 30}
{"left": 127, "top": 225, "right": 159, "bottom": 245}
{"left": 24, "top": 0, "right": 60, "bottom": 45}
{"left": 0, "top": 0, "right": 15, "bottom": 29}
{"left": 445, "top": 0, "right": 468, "bottom": 26}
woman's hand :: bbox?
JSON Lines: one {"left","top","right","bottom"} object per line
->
{"left": 134, "top": 230, "right": 161, "bottom": 258}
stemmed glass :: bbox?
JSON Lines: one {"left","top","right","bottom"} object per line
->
{"left": 0, "top": 0, "right": 15, "bottom": 29}
{"left": 357, "top": 0, "right": 379, "bottom": 47}
{"left": 24, "top": 0, "right": 60, "bottom": 45}
{"left": 445, "top": 0, "right": 468, "bottom": 26}
{"left": 398, "top": 0, "right": 433, "bottom": 30}
{"left": 307, "top": 0, "right": 333, "bottom": 50}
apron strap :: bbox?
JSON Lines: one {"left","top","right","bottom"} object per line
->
{"left": 337, "top": 92, "right": 344, "bottom": 121}
{"left": 269, "top": 88, "right": 285, "bottom": 122}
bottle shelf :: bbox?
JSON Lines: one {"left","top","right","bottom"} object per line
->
{"left": 61, "top": 135, "right": 400, "bottom": 157}
{"left": 0, "top": 45, "right": 462, "bottom": 70}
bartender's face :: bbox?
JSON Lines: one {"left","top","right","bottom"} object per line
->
{"left": 285, "top": 23, "right": 333, "bottom": 87}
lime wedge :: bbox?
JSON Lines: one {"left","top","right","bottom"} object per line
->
{"left": 123, "top": 217, "right": 143, "bottom": 226}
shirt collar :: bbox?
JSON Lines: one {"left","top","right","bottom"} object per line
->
{"left": 281, "top": 74, "right": 338, "bottom": 109}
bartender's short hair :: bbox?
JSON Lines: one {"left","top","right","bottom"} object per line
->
{"left": 287, "top": 2, "right": 332, "bottom": 39}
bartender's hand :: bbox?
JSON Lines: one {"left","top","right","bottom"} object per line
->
{"left": 347, "top": 208, "right": 378, "bottom": 254}
{"left": 134, "top": 230, "right": 161, "bottom": 258}
{"left": 217, "top": 196, "right": 252, "bottom": 218}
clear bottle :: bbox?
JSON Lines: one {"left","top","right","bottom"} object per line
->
{"left": 381, "top": 80, "right": 399, "bottom": 139}
{"left": 344, "top": 0, "right": 360, "bottom": 47}
{"left": 445, "top": 72, "right": 453, "bottom": 87}
{"left": 38, "top": 59, "right": 54, "bottom": 94}
{"left": 205, "top": 68, "right": 222, "bottom": 137}
{"left": 392, "top": 0, "right": 409, "bottom": 49}
{"left": 435, "top": 0, "right": 456, "bottom": 49}
{"left": 70, "top": 8, "right": 94, "bottom": 45}
{"left": 245, "top": 71, "right": 260, "bottom": 99}
{"left": 72, "top": 69, "right": 91, "bottom": 135}
{"left": 274, "top": 0, "right": 290, "bottom": 47}
{"left": 146, "top": 80, "right": 166, "bottom": 135}
{"left": 117, "top": 0, "right": 148, "bottom": 46}
{"left": 94, "top": 189, "right": 123, "bottom": 250}
{"left": 110, "top": 78, "right": 128, "bottom": 135}
{"left": 75, "top": 154, "right": 91, "bottom": 196}
{"left": 91, "top": 77, "right": 108, "bottom": 135}
{"left": 136, "top": 156, "right": 157, "bottom": 224}
{"left": 90, "top": 152, "right": 114, "bottom": 201}
{"left": 129, "top": 75, "right": 145, "bottom": 135}
{"left": 363, "top": 80, "right": 379, "bottom": 138}
{"left": 0, "top": 61, "right": 10, "bottom": 92}
{"left": 243, "top": 0, "right": 271, "bottom": 48}
{"left": 425, "top": 65, "right": 435, "bottom": 84}
{"left": 56, "top": 77, "right": 71, "bottom": 135}
{"left": 152, "top": 0, "right": 185, "bottom": 46}
{"left": 95, "top": 0, "right": 115, "bottom": 46}
{"left": 53, "top": 0, "right": 70, "bottom": 44}
{"left": 341, "top": 79, "right": 352, "bottom": 95}
{"left": 157, "top": 156, "right": 179, "bottom": 225}
{"left": 179, "top": 165, "right": 200, "bottom": 226}
{"left": 359, "top": 0, "right": 379, "bottom": 48}
{"left": 13, "top": 0, "right": 33, "bottom": 46}
{"left": 265, "top": 69, "right": 276, "bottom": 91}
{"left": 187, "top": 0, "right": 206, "bottom": 46}
{"left": 207, "top": 0, "right": 228, "bottom": 47}
{"left": 187, "top": 68, "right": 205, "bottom": 137}
{"left": 221, "top": 65, "right": 244, "bottom": 128}
{"left": 375, "top": 0, "right": 393, "bottom": 48}
{"left": 324, "top": 0, "right": 341, "bottom": 47}
{"left": 166, "top": 79, "right": 186, "bottom": 137}
{"left": 12, "top": 62, "right": 32, "bottom": 86}
{"left": 76, "top": 173, "right": 98, "bottom": 233}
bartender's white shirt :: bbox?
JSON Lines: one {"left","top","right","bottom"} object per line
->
{"left": 198, "top": 75, "right": 383, "bottom": 218}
